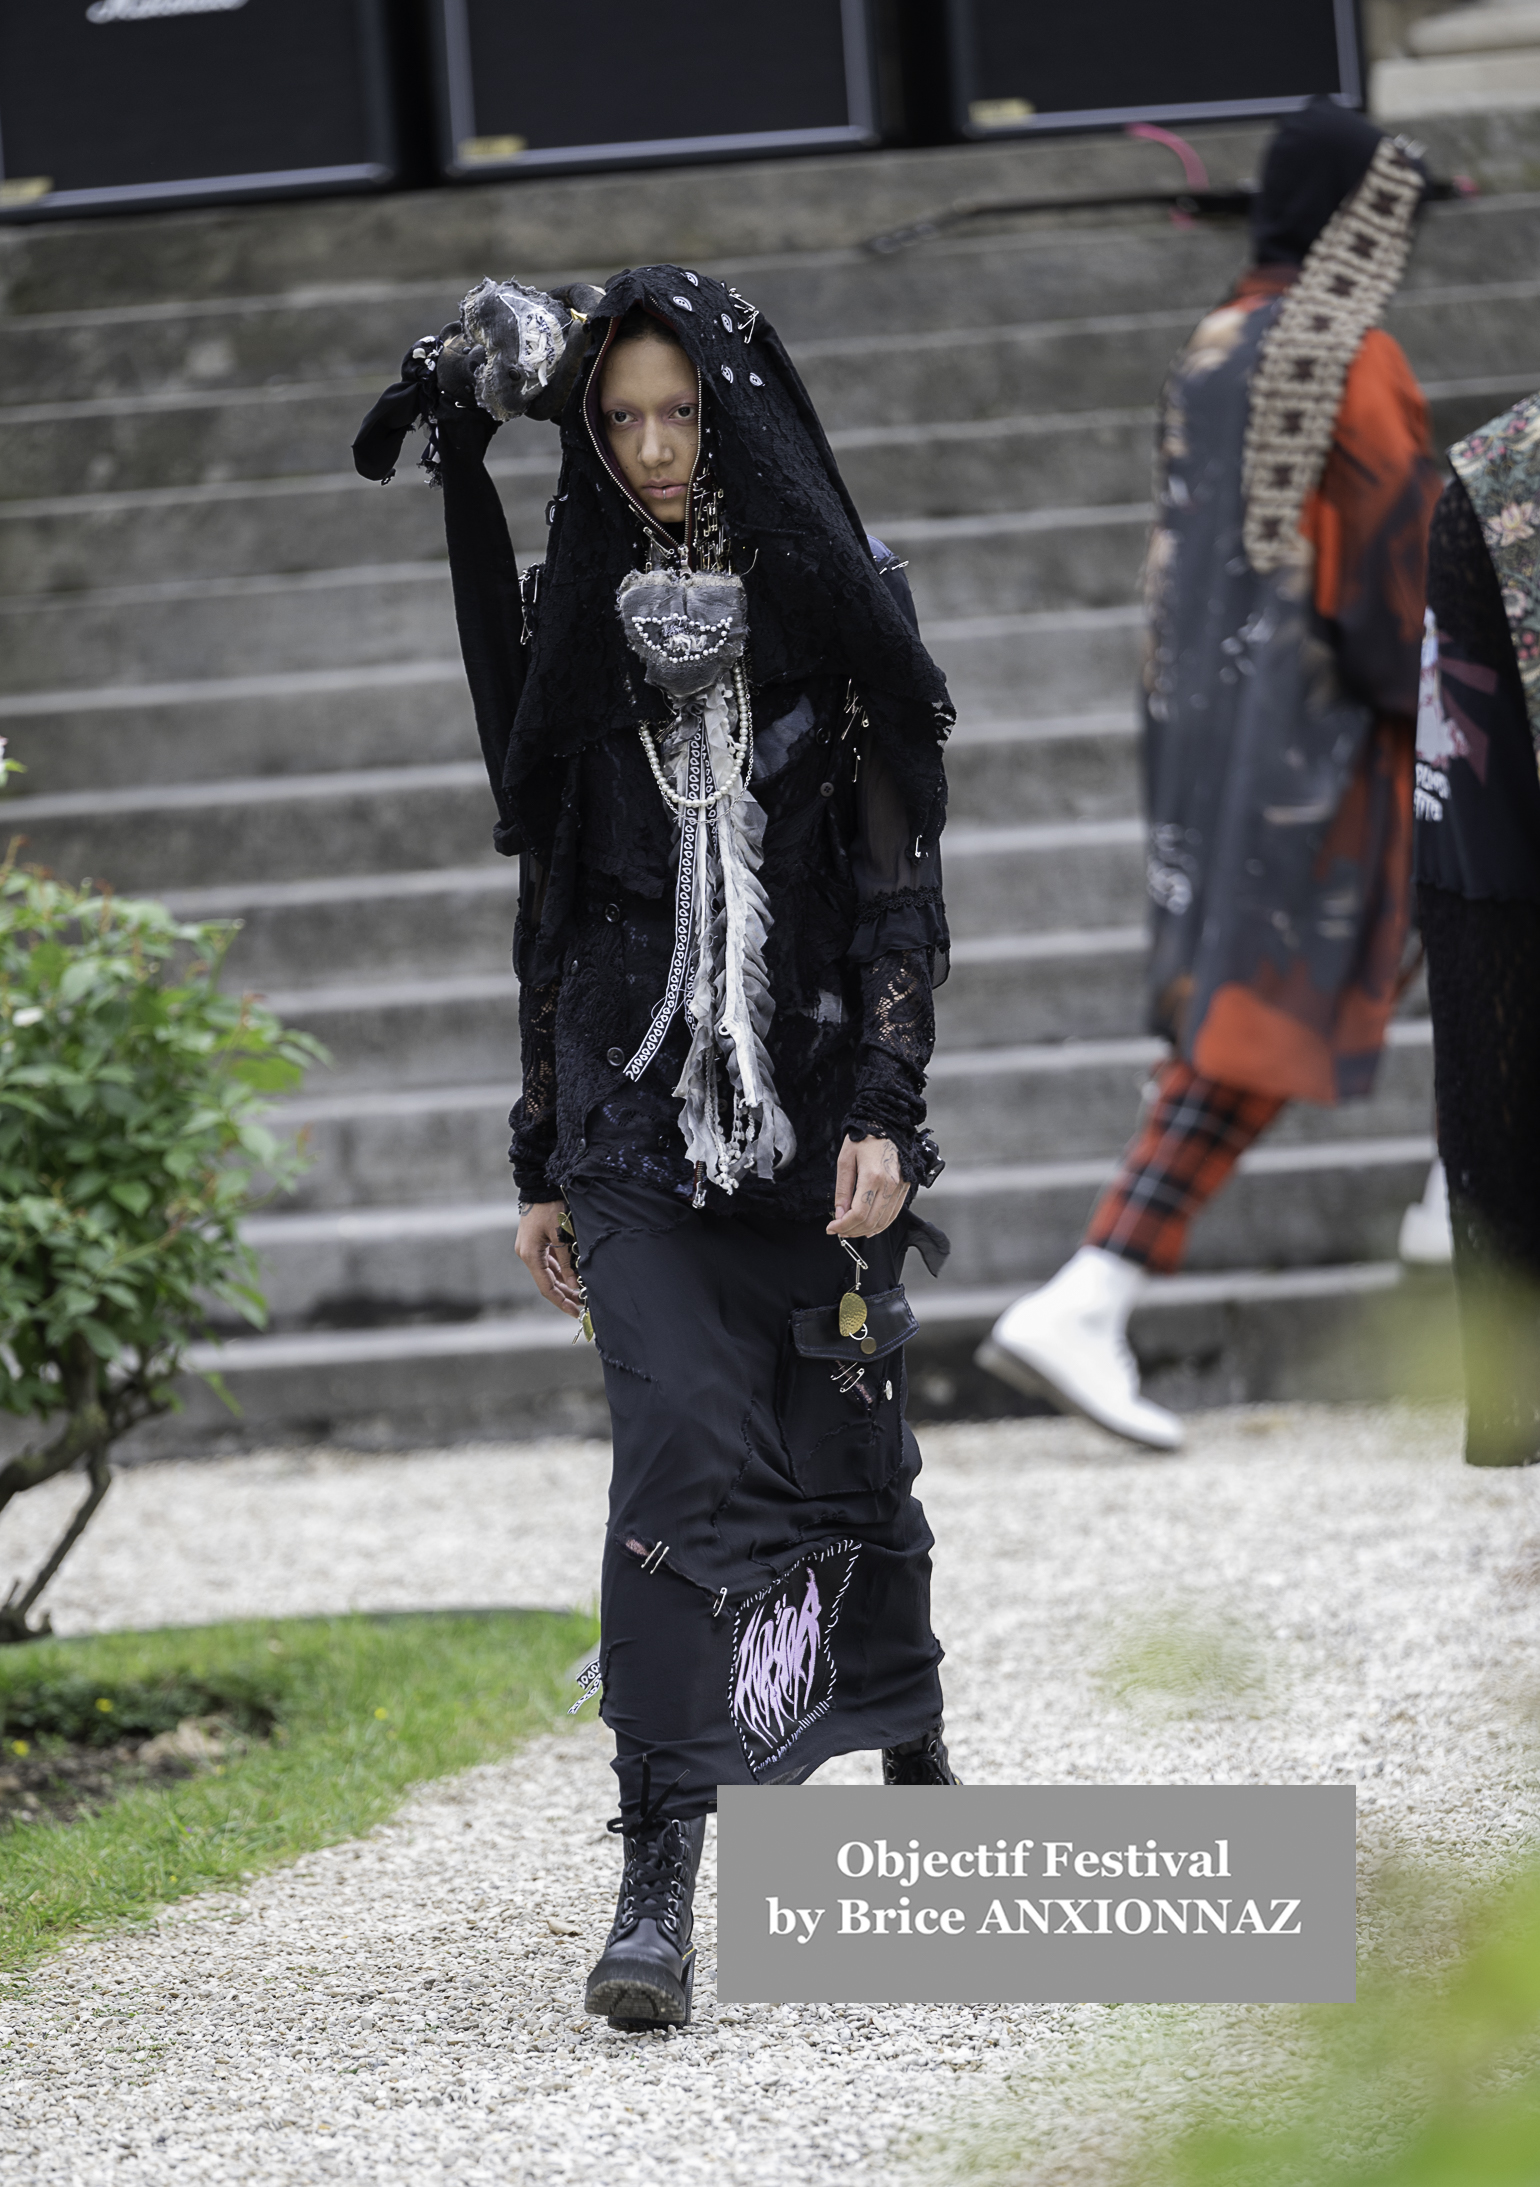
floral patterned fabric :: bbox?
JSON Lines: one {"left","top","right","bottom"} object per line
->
{"left": 1449, "top": 394, "right": 1540, "bottom": 761}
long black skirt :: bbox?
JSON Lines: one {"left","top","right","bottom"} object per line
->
{"left": 564, "top": 1175, "right": 947, "bottom": 1824}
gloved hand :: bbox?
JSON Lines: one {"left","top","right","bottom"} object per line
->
{"left": 460, "top": 278, "right": 605, "bottom": 423}
{"left": 351, "top": 321, "right": 495, "bottom": 481}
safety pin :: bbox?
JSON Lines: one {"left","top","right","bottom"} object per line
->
{"left": 711, "top": 1588, "right": 728, "bottom": 1618}
{"left": 640, "top": 1541, "right": 670, "bottom": 1575}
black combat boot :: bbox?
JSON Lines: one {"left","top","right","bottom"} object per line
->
{"left": 584, "top": 1813, "right": 706, "bottom": 2030}
{"left": 883, "top": 1722, "right": 962, "bottom": 1785}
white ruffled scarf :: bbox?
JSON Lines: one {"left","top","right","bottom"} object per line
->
{"left": 618, "top": 574, "right": 796, "bottom": 1200}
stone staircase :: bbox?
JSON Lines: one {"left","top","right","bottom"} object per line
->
{"left": 4, "top": 120, "right": 1533, "bottom": 1452}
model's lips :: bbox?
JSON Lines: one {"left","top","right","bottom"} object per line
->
{"left": 643, "top": 480, "right": 686, "bottom": 495}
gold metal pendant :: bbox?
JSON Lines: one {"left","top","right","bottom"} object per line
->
{"left": 861, "top": 1335, "right": 877, "bottom": 1355}
{"left": 838, "top": 1291, "right": 868, "bottom": 1339}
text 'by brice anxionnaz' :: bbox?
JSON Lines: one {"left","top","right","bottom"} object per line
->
{"left": 765, "top": 1835, "right": 1305, "bottom": 1942}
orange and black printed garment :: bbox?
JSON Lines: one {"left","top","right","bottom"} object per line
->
{"left": 1142, "top": 267, "right": 1442, "bottom": 1104}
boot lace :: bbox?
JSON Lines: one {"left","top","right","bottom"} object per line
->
{"left": 613, "top": 1821, "right": 692, "bottom": 1942}
{"left": 606, "top": 1757, "right": 693, "bottom": 1944}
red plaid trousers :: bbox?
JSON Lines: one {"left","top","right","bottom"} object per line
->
{"left": 1085, "top": 1058, "right": 1285, "bottom": 1274}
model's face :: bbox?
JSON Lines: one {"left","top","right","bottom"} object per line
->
{"left": 598, "top": 336, "right": 700, "bottom": 521}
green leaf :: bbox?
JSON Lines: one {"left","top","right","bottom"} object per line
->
{"left": 106, "top": 1180, "right": 152, "bottom": 1216}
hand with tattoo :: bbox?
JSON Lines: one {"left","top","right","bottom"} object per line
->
{"left": 826, "top": 1134, "right": 908, "bottom": 1239}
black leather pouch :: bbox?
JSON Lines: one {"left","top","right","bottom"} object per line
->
{"left": 778, "top": 1285, "right": 913, "bottom": 1499}
{"left": 790, "top": 1285, "right": 917, "bottom": 1364}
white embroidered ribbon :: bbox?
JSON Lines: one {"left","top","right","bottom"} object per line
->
{"left": 624, "top": 674, "right": 796, "bottom": 1194}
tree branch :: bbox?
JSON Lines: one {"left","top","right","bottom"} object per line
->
{"left": 0, "top": 1446, "right": 113, "bottom": 1641}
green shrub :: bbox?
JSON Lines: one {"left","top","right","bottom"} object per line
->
{"left": 0, "top": 859, "right": 325, "bottom": 1635}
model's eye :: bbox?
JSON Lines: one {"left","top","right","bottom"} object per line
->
{"left": 606, "top": 409, "right": 634, "bottom": 426}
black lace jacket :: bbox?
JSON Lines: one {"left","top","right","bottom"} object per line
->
{"left": 431, "top": 414, "right": 951, "bottom": 1223}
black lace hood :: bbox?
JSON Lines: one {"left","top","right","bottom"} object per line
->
{"left": 507, "top": 263, "right": 953, "bottom": 845}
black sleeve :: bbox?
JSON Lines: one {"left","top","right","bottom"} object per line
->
{"left": 509, "top": 852, "right": 562, "bottom": 1200}
{"left": 436, "top": 408, "right": 529, "bottom": 854}
{"left": 840, "top": 731, "right": 949, "bottom": 1186}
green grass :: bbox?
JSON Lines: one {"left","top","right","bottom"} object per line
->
{"left": 0, "top": 1607, "right": 595, "bottom": 1972}
{"left": 1098, "top": 1601, "right": 1272, "bottom": 1720}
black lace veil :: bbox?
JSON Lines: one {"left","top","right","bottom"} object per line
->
{"left": 507, "top": 264, "right": 953, "bottom": 846}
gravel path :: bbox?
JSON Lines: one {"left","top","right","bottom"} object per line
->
{"left": 1, "top": 1404, "right": 1537, "bottom": 2185}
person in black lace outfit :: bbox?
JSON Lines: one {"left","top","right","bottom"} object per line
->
{"left": 1414, "top": 399, "right": 1540, "bottom": 1465}
{"left": 354, "top": 266, "right": 960, "bottom": 2030}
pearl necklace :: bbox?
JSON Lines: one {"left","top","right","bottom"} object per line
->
{"left": 637, "top": 661, "right": 754, "bottom": 812}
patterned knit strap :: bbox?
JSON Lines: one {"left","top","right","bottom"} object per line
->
{"left": 1242, "top": 134, "right": 1425, "bottom": 575}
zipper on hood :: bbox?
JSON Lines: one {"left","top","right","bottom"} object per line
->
{"left": 583, "top": 308, "right": 703, "bottom": 565}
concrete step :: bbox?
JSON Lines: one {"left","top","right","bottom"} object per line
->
{"left": 0, "top": 559, "right": 459, "bottom": 693}
{"left": 0, "top": 458, "right": 556, "bottom": 597}
{"left": 0, "top": 633, "right": 1145, "bottom": 803}
{"left": 4, "top": 105, "right": 1533, "bottom": 320}
{"left": 0, "top": 512, "right": 1149, "bottom": 695}
{"left": 255, "top": 970, "right": 521, "bottom": 1090}
{"left": 0, "top": 233, "right": 1246, "bottom": 407}
{"left": 883, "top": 505, "right": 1151, "bottom": 617}
{"left": 8, "top": 277, "right": 1538, "bottom": 501}
{"left": 0, "top": 420, "right": 1149, "bottom": 597}
{"left": 0, "top": 367, "right": 1523, "bottom": 623}
{"left": 0, "top": 612, "right": 1142, "bottom": 778}
{"left": 945, "top": 714, "right": 1138, "bottom": 825}
{"left": 94, "top": 1257, "right": 1454, "bottom": 1458}
{"left": 927, "top": 1020, "right": 1433, "bottom": 1164}
{"left": 0, "top": 661, "right": 478, "bottom": 794}
{"left": 0, "top": 670, "right": 1136, "bottom": 819}
{"left": 227, "top": 1127, "right": 1433, "bottom": 1333}
{"left": 9, "top": 747, "right": 1146, "bottom": 909}
{"left": 798, "top": 284, "right": 1540, "bottom": 432}
{"left": 277, "top": 1080, "right": 518, "bottom": 1212}
{"left": 0, "top": 380, "right": 396, "bottom": 501}
{"left": 266, "top": 1019, "right": 1433, "bottom": 1217}
{"left": 940, "top": 926, "right": 1146, "bottom": 1048}
{"left": 0, "top": 128, "right": 1282, "bottom": 314}
{"left": 924, "top": 1137, "right": 1435, "bottom": 1290}
{"left": 17, "top": 775, "right": 1144, "bottom": 938}
{"left": 171, "top": 862, "right": 518, "bottom": 993}
{"left": 10, "top": 763, "right": 497, "bottom": 892}
{"left": 8, "top": 195, "right": 1540, "bottom": 411}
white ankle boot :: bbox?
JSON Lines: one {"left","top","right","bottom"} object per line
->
{"left": 976, "top": 1245, "right": 1184, "bottom": 1452}
{"left": 1397, "top": 1158, "right": 1453, "bottom": 1267}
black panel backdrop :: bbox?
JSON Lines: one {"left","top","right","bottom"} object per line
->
{"left": 434, "top": 0, "right": 873, "bottom": 174}
{"left": 950, "top": 0, "right": 1358, "bottom": 132}
{"left": 0, "top": 0, "right": 394, "bottom": 210}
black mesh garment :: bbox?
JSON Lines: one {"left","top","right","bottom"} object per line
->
{"left": 1419, "top": 883, "right": 1540, "bottom": 1465}
{"left": 1415, "top": 467, "right": 1540, "bottom": 1464}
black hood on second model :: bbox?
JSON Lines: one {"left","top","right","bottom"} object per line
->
{"left": 1251, "top": 97, "right": 1397, "bottom": 266}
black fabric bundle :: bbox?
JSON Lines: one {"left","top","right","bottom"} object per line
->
{"left": 353, "top": 263, "right": 954, "bottom": 857}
